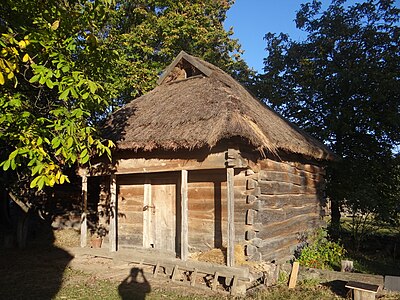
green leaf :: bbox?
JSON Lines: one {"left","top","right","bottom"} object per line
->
{"left": 37, "top": 176, "right": 45, "bottom": 190}
{"left": 9, "top": 149, "right": 19, "bottom": 160}
{"left": 2, "top": 159, "right": 10, "bottom": 171}
{"left": 51, "top": 20, "right": 60, "bottom": 31}
{"left": 30, "top": 176, "right": 40, "bottom": 188}
{"left": 88, "top": 81, "right": 97, "bottom": 93}
{"left": 81, "top": 154, "right": 89, "bottom": 164}
{"left": 46, "top": 78, "right": 54, "bottom": 88}
{"left": 66, "top": 136, "right": 73, "bottom": 149}
{"left": 59, "top": 88, "right": 70, "bottom": 100}
{"left": 51, "top": 137, "right": 61, "bottom": 149}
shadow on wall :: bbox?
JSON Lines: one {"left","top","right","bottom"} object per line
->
{"left": 0, "top": 214, "right": 73, "bottom": 300}
{"left": 119, "top": 268, "right": 151, "bottom": 300}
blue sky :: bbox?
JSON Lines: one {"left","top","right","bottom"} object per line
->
{"left": 225, "top": 0, "right": 310, "bottom": 73}
{"left": 224, "top": 0, "right": 399, "bottom": 73}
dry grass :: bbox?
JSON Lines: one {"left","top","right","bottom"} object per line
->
{"left": 53, "top": 228, "right": 80, "bottom": 248}
{"left": 104, "top": 52, "right": 334, "bottom": 160}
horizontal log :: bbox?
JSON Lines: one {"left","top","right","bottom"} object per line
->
{"left": 256, "top": 214, "right": 322, "bottom": 240}
{"left": 246, "top": 179, "right": 258, "bottom": 190}
{"left": 258, "top": 170, "right": 306, "bottom": 186}
{"left": 287, "top": 162, "right": 324, "bottom": 175}
{"left": 246, "top": 195, "right": 257, "bottom": 204}
{"left": 260, "top": 246, "right": 294, "bottom": 263}
{"left": 257, "top": 194, "right": 320, "bottom": 209}
{"left": 259, "top": 180, "right": 317, "bottom": 195}
{"left": 256, "top": 234, "right": 299, "bottom": 255}
{"left": 246, "top": 209, "right": 256, "bottom": 225}
{"left": 259, "top": 159, "right": 296, "bottom": 173}
{"left": 116, "top": 152, "right": 227, "bottom": 174}
{"left": 257, "top": 206, "right": 319, "bottom": 224}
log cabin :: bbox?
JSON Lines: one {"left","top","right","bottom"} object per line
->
{"left": 80, "top": 51, "right": 335, "bottom": 268}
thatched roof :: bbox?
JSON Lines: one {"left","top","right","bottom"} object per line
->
{"left": 104, "top": 51, "right": 335, "bottom": 160}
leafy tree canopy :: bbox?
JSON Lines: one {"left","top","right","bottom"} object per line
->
{"left": 256, "top": 0, "right": 400, "bottom": 226}
{"left": 0, "top": 0, "right": 247, "bottom": 196}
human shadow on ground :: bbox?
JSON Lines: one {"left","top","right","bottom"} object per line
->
{"left": 118, "top": 267, "right": 151, "bottom": 300}
{"left": 0, "top": 213, "right": 73, "bottom": 300}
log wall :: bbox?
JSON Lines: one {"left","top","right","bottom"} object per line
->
{"left": 243, "top": 157, "right": 326, "bottom": 263}
{"left": 111, "top": 152, "right": 326, "bottom": 264}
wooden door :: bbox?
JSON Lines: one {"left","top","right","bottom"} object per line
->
{"left": 143, "top": 177, "right": 177, "bottom": 254}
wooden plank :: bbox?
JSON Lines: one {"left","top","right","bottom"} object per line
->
{"left": 257, "top": 206, "right": 319, "bottom": 224}
{"left": 190, "top": 268, "right": 198, "bottom": 286}
{"left": 153, "top": 263, "right": 160, "bottom": 278}
{"left": 80, "top": 212, "right": 87, "bottom": 248}
{"left": 80, "top": 173, "right": 88, "bottom": 248}
{"left": 152, "top": 181, "right": 176, "bottom": 252}
{"left": 171, "top": 265, "right": 179, "bottom": 281}
{"left": 181, "top": 170, "right": 189, "bottom": 261}
{"left": 109, "top": 173, "right": 117, "bottom": 252}
{"left": 288, "top": 261, "right": 299, "bottom": 289}
{"left": 345, "top": 281, "right": 379, "bottom": 293}
{"left": 212, "top": 272, "right": 220, "bottom": 291}
{"left": 231, "top": 275, "right": 238, "bottom": 295}
{"left": 115, "top": 152, "right": 227, "bottom": 174}
{"left": 143, "top": 180, "right": 152, "bottom": 248}
{"left": 227, "top": 167, "right": 235, "bottom": 267}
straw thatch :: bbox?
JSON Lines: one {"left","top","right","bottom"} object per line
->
{"left": 104, "top": 51, "right": 334, "bottom": 160}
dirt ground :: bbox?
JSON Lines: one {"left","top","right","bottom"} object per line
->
{"left": 0, "top": 228, "right": 232, "bottom": 299}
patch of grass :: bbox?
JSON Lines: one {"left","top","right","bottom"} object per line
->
{"left": 250, "top": 283, "right": 342, "bottom": 300}
{"left": 56, "top": 269, "right": 225, "bottom": 300}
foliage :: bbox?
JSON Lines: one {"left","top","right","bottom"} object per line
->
{"left": 256, "top": 0, "right": 400, "bottom": 227}
{"left": 0, "top": 0, "right": 248, "bottom": 196}
{"left": 106, "top": 0, "right": 251, "bottom": 105}
{"left": 297, "top": 229, "right": 346, "bottom": 270}
{"left": 0, "top": 0, "right": 116, "bottom": 191}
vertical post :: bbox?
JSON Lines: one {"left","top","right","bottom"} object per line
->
{"left": 143, "top": 179, "right": 152, "bottom": 247}
{"left": 181, "top": 170, "right": 188, "bottom": 261}
{"left": 227, "top": 167, "right": 235, "bottom": 267}
{"left": 109, "top": 173, "right": 117, "bottom": 252}
{"left": 80, "top": 172, "right": 88, "bottom": 247}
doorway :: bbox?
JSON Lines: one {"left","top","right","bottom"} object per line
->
{"left": 143, "top": 174, "right": 180, "bottom": 255}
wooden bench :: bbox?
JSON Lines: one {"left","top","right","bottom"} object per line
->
{"left": 345, "top": 281, "right": 379, "bottom": 300}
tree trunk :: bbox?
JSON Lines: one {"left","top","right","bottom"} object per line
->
{"left": 330, "top": 197, "right": 341, "bottom": 234}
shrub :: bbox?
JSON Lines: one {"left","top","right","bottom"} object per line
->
{"left": 297, "top": 229, "right": 346, "bottom": 270}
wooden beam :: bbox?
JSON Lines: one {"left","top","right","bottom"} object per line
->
{"left": 288, "top": 261, "right": 299, "bottom": 289}
{"left": 80, "top": 173, "right": 88, "bottom": 247}
{"left": 109, "top": 173, "right": 117, "bottom": 252}
{"left": 143, "top": 179, "right": 151, "bottom": 248}
{"left": 181, "top": 170, "right": 189, "bottom": 261}
{"left": 227, "top": 167, "right": 235, "bottom": 267}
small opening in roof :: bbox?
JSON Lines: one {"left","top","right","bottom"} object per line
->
{"left": 164, "top": 58, "right": 204, "bottom": 83}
